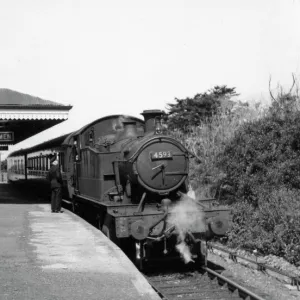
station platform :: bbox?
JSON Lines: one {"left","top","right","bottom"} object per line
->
{"left": 0, "top": 184, "right": 160, "bottom": 300}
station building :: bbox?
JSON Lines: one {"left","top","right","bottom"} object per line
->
{"left": 0, "top": 89, "right": 72, "bottom": 179}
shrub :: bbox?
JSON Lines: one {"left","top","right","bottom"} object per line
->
{"left": 217, "top": 81, "right": 300, "bottom": 263}
{"left": 169, "top": 81, "right": 300, "bottom": 264}
{"left": 218, "top": 107, "right": 300, "bottom": 205}
{"left": 169, "top": 101, "right": 262, "bottom": 198}
{"left": 227, "top": 188, "right": 300, "bottom": 264}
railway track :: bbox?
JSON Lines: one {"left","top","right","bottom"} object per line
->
{"left": 146, "top": 266, "right": 267, "bottom": 300}
{"left": 208, "top": 242, "right": 300, "bottom": 289}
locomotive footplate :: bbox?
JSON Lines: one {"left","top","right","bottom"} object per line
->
{"left": 115, "top": 213, "right": 165, "bottom": 239}
{"left": 112, "top": 205, "right": 231, "bottom": 240}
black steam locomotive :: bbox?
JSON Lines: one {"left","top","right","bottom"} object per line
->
{"left": 8, "top": 109, "right": 231, "bottom": 269}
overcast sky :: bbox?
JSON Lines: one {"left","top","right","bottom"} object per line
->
{"left": 1, "top": 0, "right": 300, "bottom": 158}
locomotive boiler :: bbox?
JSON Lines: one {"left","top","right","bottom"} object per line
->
{"left": 7, "top": 109, "right": 231, "bottom": 269}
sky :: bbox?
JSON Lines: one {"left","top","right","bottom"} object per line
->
{"left": 1, "top": 0, "right": 300, "bottom": 158}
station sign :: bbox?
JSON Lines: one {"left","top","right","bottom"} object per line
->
{"left": 0, "top": 146, "right": 8, "bottom": 151}
{"left": 0, "top": 132, "right": 14, "bottom": 143}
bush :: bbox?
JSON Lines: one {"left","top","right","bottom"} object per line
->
{"left": 216, "top": 83, "right": 300, "bottom": 263}
{"left": 227, "top": 188, "right": 300, "bottom": 264}
{"left": 218, "top": 108, "right": 300, "bottom": 205}
{"left": 169, "top": 101, "right": 262, "bottom": 199}
{"left": 169, "top": 82, "right": 300, "bottom": 264}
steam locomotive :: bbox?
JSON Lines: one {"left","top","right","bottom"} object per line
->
{"left": 7, "top": 109, "right": 231, "bottom": 269}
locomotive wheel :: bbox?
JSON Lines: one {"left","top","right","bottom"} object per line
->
{"left": 195, "top": 241, "right": 207, "bottom": 267}
{"left": 101, "top": 215, "right": 120, "bottom": 246}
{"left": 133, "top": 241, "right": 145, "bottom": 271}
{"left": 71, "top": 200, "right": 78, "bottom": 214}
{"left": 102, "top": 225, "right": 113, "bottom": 240}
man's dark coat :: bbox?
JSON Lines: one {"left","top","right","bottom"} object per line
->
{"left": 47, "top": 164, "right": 63, "bottom": 212}
{"left": 47, "top": 164, "right": 63, "bottom": 188}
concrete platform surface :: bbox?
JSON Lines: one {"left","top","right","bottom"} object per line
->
{"left": 0, "top": 185, "right": 160, "bottom": 300}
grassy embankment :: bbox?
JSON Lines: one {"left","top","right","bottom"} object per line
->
{"left": 170, "top": 88, "right": 300, "bottom": 265}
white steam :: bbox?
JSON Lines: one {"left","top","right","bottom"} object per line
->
{"left": 168, "top": 193, "right": 205, "bottom": 263}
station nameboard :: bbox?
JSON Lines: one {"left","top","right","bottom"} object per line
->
{"left": 0, "top": 132, "right": 14, "bottom": 143}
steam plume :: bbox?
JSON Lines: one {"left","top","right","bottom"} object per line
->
{"left": 168, "top": 193, "right": 205, "bottom": 263}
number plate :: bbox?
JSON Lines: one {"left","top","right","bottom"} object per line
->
{"left": 151, "top": 151, "right": 173, "bottom": 160}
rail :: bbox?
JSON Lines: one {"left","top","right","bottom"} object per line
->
{"left": 208, "top": 242, "right": 300, "bottom": 290}
{"left": 202, "top": 266, "right": 267, "bottom": 300}
{"left": 147, "top": 266, "right": 267, "bottom": 300}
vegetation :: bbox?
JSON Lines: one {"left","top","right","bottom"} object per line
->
{"left": 166, "top": 77, "right": 300, "bottom": 264}
{"left": 166, "top": 85, "right": 238, "bottom": 131}
{"left": 166, "top": 86, "right": 261, "bottom": 198}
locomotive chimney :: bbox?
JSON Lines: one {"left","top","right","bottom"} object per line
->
{"left": 141, "top": 109, "right": 164, "bottom": 133}
{"left": 120, "top": 121, "right": 138, "bottom": 139}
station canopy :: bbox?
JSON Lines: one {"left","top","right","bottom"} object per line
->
{"left": 0, "top": 89, "right": 72, "bottom": 148}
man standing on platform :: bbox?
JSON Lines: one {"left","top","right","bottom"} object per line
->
{"left": 47, "top": 156, "right": 63, "bottom": 213}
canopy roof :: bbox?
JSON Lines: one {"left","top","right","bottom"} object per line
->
{"left": 0, "top": 89, "right": 72, "bottom": 145}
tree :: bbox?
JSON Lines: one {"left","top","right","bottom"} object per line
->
{"left": 166, "top": 85, "right": 238, "bottom": 131}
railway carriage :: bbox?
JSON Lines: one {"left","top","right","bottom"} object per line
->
{"left": 8, "top": 109, "right": 231, "bottom": 269}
